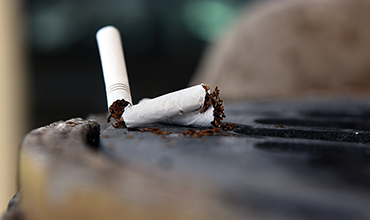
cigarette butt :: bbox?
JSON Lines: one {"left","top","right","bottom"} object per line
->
{"left": 122, "top": 84, "right": 211, "bottom": 127}
{"left": 96, "top": 26, "right": 132, "bottom": 109}
{"left": 108, "top": 84, "right": 225, "bottom": 128}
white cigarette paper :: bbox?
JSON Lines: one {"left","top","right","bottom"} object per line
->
{"left": 96, "top": 26, "right": 132, "bottom": 108}
{"left": 123, "top": 84, "right": 214, "bottom": 127}
{"left": 162, "top": 106, "right": 214, "bottom": 127}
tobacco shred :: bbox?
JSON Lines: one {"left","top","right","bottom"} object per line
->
{"left": 200, "top": 86, "right": 226, "bottom": 127}
{"left": 220, "top": 123, "right": 239, "bottom": 131}
{"left": 141, "top": 127, "right": 172, "bottom": 135}
{"left": 141, "top": 127, "right": 160, "bottom": 132}
{"left": 180, "top": 123, "right": 238, "bottom": 138}
{"left": 182, "top": 127, "right": 222, "bottom": 138}
{"left": 107, "top": 99, "right": 130, "bottom": 128}
{"left": 124, "top": 123, "right": 238, "bottom": 139}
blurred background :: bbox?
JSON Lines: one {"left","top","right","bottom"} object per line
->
{"left": 0, "top": 0, "right": 251, "bottom": 214}
{"left": 4, "top": 0, "right": 370, "bottom": 216}
{"left": 27, "top": 0, "right": 249, "bottom": 128}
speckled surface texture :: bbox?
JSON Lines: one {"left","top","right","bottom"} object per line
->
{"left": 9, "top": 99, "right": 370, "bottom": 220}
{"left": 100, "top": 99, "right": 370, "bottom": 220}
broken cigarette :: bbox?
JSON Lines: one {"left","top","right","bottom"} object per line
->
{"left": 96, "top": 25, "right": 132, "bottom": 108}
{"left": 108, "top": 84, "right": 225, "bottom": 128}
{"left": 137, "top": 95, "right": 215, "bottom": 127}
{"left": 123, "top": 84, "right": 213, "bottom": 127}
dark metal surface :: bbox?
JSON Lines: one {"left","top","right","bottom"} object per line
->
{"left": 100, "top": 99, "right": 370, "bottom": 220}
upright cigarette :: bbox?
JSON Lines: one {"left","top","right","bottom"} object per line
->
{"left": 96, "top": 26, "right": 132, "bottom": 109}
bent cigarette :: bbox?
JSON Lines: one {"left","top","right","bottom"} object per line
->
{"left": 137, "top": 97, "right": 215, "bottom": 127}
{"left": 123, "top": 84, "right": 209, "bottom": 127}
{"left": 108, "top": 84, "right": 225, "bottom": 128}
{"left": 96, "top": 26, "right": 132, "bottom": 108}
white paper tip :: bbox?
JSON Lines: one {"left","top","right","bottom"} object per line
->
{"left": 96, "top": 26, "right": 132, "bottom": 109}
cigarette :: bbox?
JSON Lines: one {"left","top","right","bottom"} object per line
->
{"left": 123, "top": 84, "right": 211, "bottom": 127}
{"left": 96, "top": 26, "right": 225, "bottom": 128}
{"left": 136, "top": 91, "right": 215, "bottom": 127}
{"left": 108, "top": 84, "right": 225, "bottom": 128}
{"left": 96, "top": 26, "right": 132, "bottom": 108}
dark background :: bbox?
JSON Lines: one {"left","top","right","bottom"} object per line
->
{"left": 26, "top": 0, "right": 251, "bottom": 128}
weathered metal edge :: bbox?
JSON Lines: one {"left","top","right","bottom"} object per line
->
{"left": 15, "top": 118, "right": 243, "bottom": 220}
